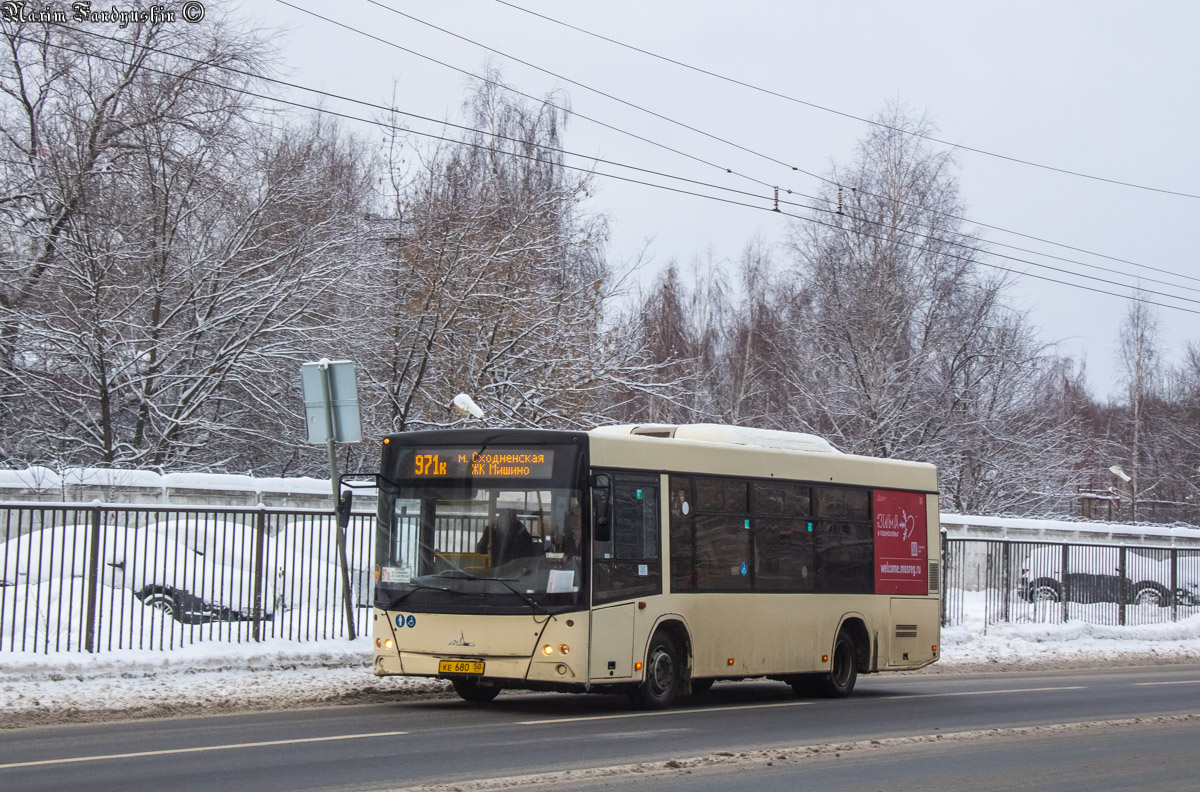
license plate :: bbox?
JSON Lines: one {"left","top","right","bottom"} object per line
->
{"left": 439, "top": 660, "right": 485, "bottom": 675}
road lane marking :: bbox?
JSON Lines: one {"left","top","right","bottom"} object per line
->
{"left": 1135, "top": 680, "right": 1200, "bottom": 686}
{"left": 384, "top": 715, "right": 1200, "bottom": 792}
{"left": 885, "top": 685, "right": 1086, "bottom": 700}
{"left": 518, "top": 700, "right": 812, "bottom": 725}
{"left": 0, "top": 730, "right": 408, "bottom": 771}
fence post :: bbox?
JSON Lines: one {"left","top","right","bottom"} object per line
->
{"left": 1061, "top": 544, "right": 1070, "bottom": 623}
{"left": 252, "top": 507, "right": 267, "bottom": 643}
{"left": 1002, "top": 542, "right": 1011, "bottom": 624}
{"left": 84, "top": 503, "right": 102, "bottom": 653}
{"left": 1118, "top": 547, "right": 1127, "bottom": 627}
{"left": 1171, "top": 548, "right": 1178, "bottom": 623}
{"left": 940, "top": 533, "right": 948, "bottom": 628}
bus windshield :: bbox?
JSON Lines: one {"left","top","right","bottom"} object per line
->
{"left": 376, "top": 484, "right": 584, "bottom": 611}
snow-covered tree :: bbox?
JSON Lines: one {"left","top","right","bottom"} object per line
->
{"left": 774, "top": 107, "right": 1086, "bottom": 514}
{"left": 0, "top": 14, "right": 374, "bottom": 471}
{"left": 360, "top": 77, "right": 666, "bottom": 435}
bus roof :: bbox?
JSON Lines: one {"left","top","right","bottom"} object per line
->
{"left": 590, "top": 423, "right": 841, "bottom": 454}
{"left": 588, "top": 424, "right": 937, "bottom": 494}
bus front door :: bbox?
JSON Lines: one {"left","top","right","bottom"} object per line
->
{"left": 588, "top": 473, "right": 661, "bottom": 683}
{"left": 589, "top": 602, "right": 635, "bottom": 681}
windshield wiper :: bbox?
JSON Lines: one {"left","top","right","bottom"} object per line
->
{"left": 434, "top": 571, "right": 548, "bottom": 615}
{"left": 380, "top": 582, "right": 487, "bottom": 609}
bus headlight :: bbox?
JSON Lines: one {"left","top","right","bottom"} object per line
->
{"left": 385, "top": 639, "right": 394, "bottom": 650}
{"left": 542, "top": 644, "right": 554, "bottom": 656}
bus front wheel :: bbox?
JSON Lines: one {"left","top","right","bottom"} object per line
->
{"left": 451, "top": 678, "right": 501, "bottom": 703}
{"left": 630, "top": 631, "right": 681, "bottom": 709}
{"left": 820, "top": 631, "right": 858, "bottom": 698}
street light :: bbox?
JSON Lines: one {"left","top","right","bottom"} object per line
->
{"left": 452, "top": 393, "right": 484, "bottom": 419}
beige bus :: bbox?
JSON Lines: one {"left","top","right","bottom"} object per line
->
{"left": 371, "top": 423, "right": 940, "bottom": 708}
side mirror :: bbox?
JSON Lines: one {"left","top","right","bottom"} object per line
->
{"left": 591, "top": 474, "right": 611, "bottom": 542}
{"left": 336, "top": 490, "right": 353, "bottom": 529}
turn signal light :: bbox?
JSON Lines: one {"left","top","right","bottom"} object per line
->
{"left": 635, "top": 661, "right": 643, "bottom": 671}
{"left": 375, "top": 638, "right": 381, "bottom": 648}
{"left": 932, "top": 645, "right": 938, "bottom": 654}
{"left": 822, "top": 654, "right": 829, "bottom": 663}
{"left": 558, "top": 644, "right": 570, "bottom": 655}
{"left": 727, "top": 658, "right": 735, "bottom": 666}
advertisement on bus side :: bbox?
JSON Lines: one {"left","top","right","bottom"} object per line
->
{"left": 873, "top": 490, "right": 928, "bottom": 595}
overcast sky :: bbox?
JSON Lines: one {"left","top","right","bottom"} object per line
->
{"left": 240, "top": 0, "right": 1199, "bottom": 400}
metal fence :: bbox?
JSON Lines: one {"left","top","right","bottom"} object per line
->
{"left": 0, "top": 502, "right": 375, "bottom": 653}
{"left": 9, "top": 504, "right": 1199, "bottom": 652}
{"left": 943, "top": 537, "right": 1200, "bottom": 629}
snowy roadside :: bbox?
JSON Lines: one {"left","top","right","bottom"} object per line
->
{"left": 3, "top": 614, "right": 1200, "bottom": 730}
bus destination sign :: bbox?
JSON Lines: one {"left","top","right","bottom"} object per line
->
{"left": 409, "top": 448, "right": 555, "bottom": 479}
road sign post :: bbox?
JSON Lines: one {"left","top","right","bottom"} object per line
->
{"left": 301, "top": 359, "right": 362, "bottom": 640}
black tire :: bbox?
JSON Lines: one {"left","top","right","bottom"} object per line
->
{"left": 141, "top": 590, "right": 180, "bottom": 621}
{"left": 451, "top": 678, "right": 501, "bottom": 703}
{"left": 1132, "top": 582, "right": 1172, "bottom": 607}
{"left": 1028, "top": 578, "right": 1062, "bottom": 603}
{"left": 788, "top": 674, "right": 822, "bottom": 698}
{"left": 689, "top": 678, "right": 714, "bottom": 696}
{"left": 819, "top": 631, "right": 858, "bottom": 698}
{"left": 631, "top": 631, "right": 681, "bottom": 709}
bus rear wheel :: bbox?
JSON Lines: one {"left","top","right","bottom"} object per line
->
{"left": 630, "top": 631, "right": 680, "bottom": 709}
{"left": 819, "top": 631, "right": 858, "bottom": 698}
{"left": 451, "top": 679, "right": 501, "bottom": 703}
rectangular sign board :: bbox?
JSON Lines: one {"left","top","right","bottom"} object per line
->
{"left": 301, "top": 360, "right": 362, "bottom": 444}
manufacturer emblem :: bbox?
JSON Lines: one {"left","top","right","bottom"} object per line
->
{"left": 449, "top": 631, "right": 475, "bottom": 647}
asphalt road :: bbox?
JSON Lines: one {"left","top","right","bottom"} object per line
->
{"left": 2, "top": 664, "right": 1199, "bottom": 792}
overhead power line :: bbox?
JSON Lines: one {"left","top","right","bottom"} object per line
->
{"left": 15, "top": 29, "right": 1200, "bottom": 318}
{"left": 49, "top": 24, "right": 1200, "bottom": 301}
{"left": 495, "top": 0, "right": 1200, "bottom": 201}
{"left": 269, "top": 0, "right": 774, "bottom": 193}
{"left": 342, "top": 0, "right": 1200, "bottom": 286}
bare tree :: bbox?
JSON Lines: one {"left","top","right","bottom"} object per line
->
{"left": 1161, "top": 344, "right": 1200, "bottom": 517}
{"left": 775, "top": 105, "right": 1086, "bottom": 514}
{"left": 0, "top": 14, "right": 375, "bottom": 471}
{"left": 362, "top": 76, "right": 659, "bottom": 434}
{"left": 1116, "top": 293, "right": 1163, "bottom": 520}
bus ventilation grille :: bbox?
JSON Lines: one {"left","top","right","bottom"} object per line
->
{"left": 895, "top": 625, "right": 918, "bottom": 639}
{"left": 927, "top": 561, "right": 940, "bottom": 594}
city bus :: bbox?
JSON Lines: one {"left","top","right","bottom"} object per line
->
{"left": 370, "top": 423, "right": 939, "bottom": 708}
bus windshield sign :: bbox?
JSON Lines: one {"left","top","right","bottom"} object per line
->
{"left": 407, "top": 448, "right": 556, "bottom": 479}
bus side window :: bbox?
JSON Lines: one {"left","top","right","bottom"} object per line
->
{"left": 669, "top": 476, "right": 694, "bottom": 592}
{"left": 594, "top": 474, "right": 661, "bottom": 605}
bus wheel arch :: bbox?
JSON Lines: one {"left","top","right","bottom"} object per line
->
{"left": 631, "top": 618, "right": 691, "bottom": 709}
{"left": 822, "top": 615, "right": 870, "bottom": 698}
{"left": 835, "top": 615, "right": 871, "bottom": 673}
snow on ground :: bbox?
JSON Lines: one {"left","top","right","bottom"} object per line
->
{"left": 3, "top": 596, "right": 1200, "bottom": 729}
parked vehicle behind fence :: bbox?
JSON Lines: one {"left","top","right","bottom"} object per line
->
{"left": 1018, "top": 544, "right": 1198, "bottom": 607}
{"left": 1, "top": 522, "right": 268, "bottom": 625}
